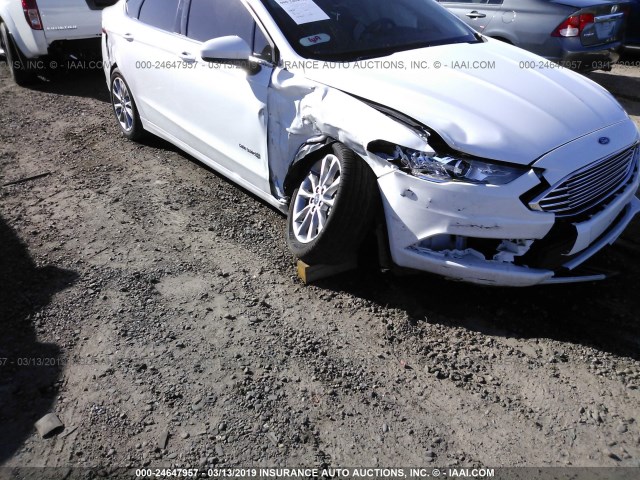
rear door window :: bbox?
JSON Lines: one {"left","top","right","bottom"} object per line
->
{"left": 126, "top": 0, "right": 145, "bottom": 17}
{"left": 138, "top": 0, "right": 180, "bottom": 31}
{"left": 186, "top": 0, "right": 254, "bottom": 44}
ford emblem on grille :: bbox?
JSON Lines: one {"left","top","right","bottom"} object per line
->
{"left": 599, "top": 137, "right": 610, "bottom": 145}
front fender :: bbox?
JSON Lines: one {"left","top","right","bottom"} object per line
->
{"left": 268, "top": 67, "right": 430, "bottom": 199}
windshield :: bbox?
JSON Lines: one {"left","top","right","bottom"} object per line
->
{"left": 260, "top": 0, "right": 479, "bottom": 61}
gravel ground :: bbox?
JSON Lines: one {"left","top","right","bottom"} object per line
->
{"left": 1, "top": 55, "right": 640, "bottom": 477}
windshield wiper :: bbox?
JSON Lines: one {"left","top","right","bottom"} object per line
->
{"left": 353, "top": 50, "right": 396, "bottom": 61}
{"left": 318, "top": 49, "right": 395, "bottom": 62}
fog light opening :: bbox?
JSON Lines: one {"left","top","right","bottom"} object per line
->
{"left": 414, "top": 235, "right": 485, "bottom": 260}
{"left": 418, "top": 234, "right": 467, "bottom": 252}
{"left": 493, "top": 239, "right": 534, "bottom": 263}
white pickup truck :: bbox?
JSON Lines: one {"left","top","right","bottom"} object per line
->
{"left": 0, "top": 0, "right": 117, "bottom": 85}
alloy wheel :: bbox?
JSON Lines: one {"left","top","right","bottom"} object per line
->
{"left": 292, "top": 154, "right": 342, "bottom": 243}
{"left": 112, "top": 77, "right": 134, "bottom": 132}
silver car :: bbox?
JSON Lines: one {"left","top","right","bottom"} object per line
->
{"left": 438, "top": 0, "right": 629, "bottom": 70}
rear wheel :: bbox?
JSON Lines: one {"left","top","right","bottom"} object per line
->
{"left": 0, "top": 22, "right": 36, "bottom": 86}
{"left": 287, "top": 143, "right": 378, "bottom": 265}
{"left": 110, "top": 68, "right": 144, "bottom": 141}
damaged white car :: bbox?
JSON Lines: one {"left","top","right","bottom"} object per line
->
{"left": 102, "top": 0, "right": 640, "bottom": 286}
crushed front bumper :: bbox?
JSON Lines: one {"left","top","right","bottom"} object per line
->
{"left": 377, "top": 123, "right": 640, "bottom": 287}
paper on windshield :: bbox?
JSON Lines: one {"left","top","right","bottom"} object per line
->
{"left": 274, "top": 0, "right": 330, "bottom": 25}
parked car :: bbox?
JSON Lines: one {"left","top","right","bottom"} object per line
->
{"left": 438, "top": 0, "right": 629, "bottom": 71}
{"left": 624, "top": 0, "right": 640, "bottom": 49}
{"left": 0, "top": 0, "right": 118, "bottom": 85}
{"left": 102, "top": 0, "right": 640, "bottom": 287}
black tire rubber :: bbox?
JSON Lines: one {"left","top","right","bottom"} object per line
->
{"left": 287, "top": 142, "right": 378, "bottom": 265}
{"left": 0, "top": 22, "right": 36, "bottom": 86}
{"left": 110, "top": 68, "right": 145, "bottom": 141}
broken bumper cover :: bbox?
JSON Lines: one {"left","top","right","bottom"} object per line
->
{"left": 377, "top": 147, "right": 640, "bottom": 287}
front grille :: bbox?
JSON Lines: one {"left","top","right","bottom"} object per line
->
{"left": 531, "top": 145, "right": 638, "bottom": 218}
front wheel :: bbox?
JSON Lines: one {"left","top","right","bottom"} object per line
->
{"left": 0, "top": 22, "right": 36, "bottom": 86}
{"left": 110, "top": 68, "right": 144, "bottom": 141}
{"left": 287, "top": 143, "right": 378, "bottom": 265}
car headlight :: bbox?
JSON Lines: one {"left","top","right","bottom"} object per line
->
{"left": 382, "top": 145, "right": 528, "bottom": 185}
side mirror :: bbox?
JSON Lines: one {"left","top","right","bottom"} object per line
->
{"left": 200, "top": 35, "right": 252, "bottom": 67}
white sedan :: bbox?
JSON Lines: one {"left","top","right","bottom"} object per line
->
{"left": 102, "top": 0, "right": 640, "bottom": 286}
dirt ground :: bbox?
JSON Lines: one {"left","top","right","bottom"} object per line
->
{"left": 1, "top": 53, "right": 640, "bottom": 479}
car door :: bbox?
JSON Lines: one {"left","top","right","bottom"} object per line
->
{"left": 119, "top": 0, "right": 183, "bottom": 134}
{"left": 167, "top": 0, "right": 274, "bottom": 194}
{"left": 437, "top": 0, "right": 502, "bottom": 34}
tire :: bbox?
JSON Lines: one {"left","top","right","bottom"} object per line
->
{"left": 0, "top": 22, "right": 36, "bottom": 86}
{"left": 287, "top": 142, "right": 378, "bottom": 265}
{"left": 110, "top": 68, "right": 144, "bottom": 141}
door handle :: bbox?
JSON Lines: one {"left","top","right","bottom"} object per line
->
{"left": 123, "top": 33, "right": 134, "bottom": 42}
{"left": 466, "top": 11, "right": 487, "bottom": 19}
{"left": 178, "top": 52, "right": 196, "bottom": 63}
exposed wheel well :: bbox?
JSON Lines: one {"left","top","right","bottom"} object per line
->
{"left": 286, "top": 141, "right": 380, "bottom": 265}
{"left": 284, "top": 139, "right": 390, "bottom": 265}
{"left": 283, "top": 141, "right": 335, "bottom": 198}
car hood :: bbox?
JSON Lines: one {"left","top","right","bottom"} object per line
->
{"left": 302, "top": 41, "right": 629, "bottom": 165}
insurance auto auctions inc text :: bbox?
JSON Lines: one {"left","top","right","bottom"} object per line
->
{"left": 214, "top": 468, "right": 495, "bottom": 478}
